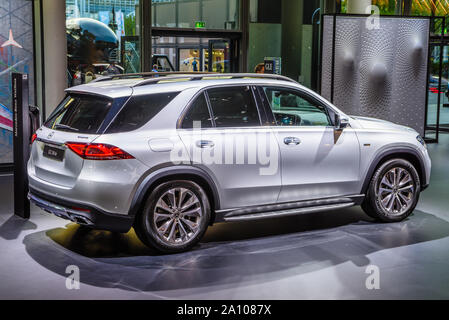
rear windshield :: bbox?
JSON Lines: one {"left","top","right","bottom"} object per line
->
{"left": 106, "top": 92, "right": 180, "bottom": 133}
{"left": 44, "top": 94, "right": 113, "bottom": 134}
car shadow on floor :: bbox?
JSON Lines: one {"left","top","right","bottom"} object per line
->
{"left": 22, "top": 207, "right": 449, "bottom": 292}
{"left": 0, "top": 215, "right": 37, "bottom": 240}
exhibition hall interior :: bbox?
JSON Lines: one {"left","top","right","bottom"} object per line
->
{"left": 1, "top": 0, "right": 449, "bottom": 301}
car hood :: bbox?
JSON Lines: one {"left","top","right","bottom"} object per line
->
{"left": 350, "top": 116, "right": 416, "bottom": 133}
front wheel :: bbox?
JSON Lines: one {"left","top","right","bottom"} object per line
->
{"left": 362, "top": 159, "right": 420, "bottom": 222}
{"left": 134, "top": 180, "right": 211, "bottom": 253}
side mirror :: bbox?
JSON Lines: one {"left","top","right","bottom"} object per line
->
{"left": 335, "top": 114, "right": 349, "bottom": 130}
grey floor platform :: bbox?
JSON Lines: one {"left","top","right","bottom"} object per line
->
{"left": 1, "top": 135, "right": 449, "bottom": 299}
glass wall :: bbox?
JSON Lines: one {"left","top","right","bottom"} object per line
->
{"left": 66, "top": 0, "right": 141, "bottom": 86}
{"left": 339, "top": 0, "right": 449, "bottom": 16}
{"left": 152, "top": 0, "right": 240, "bottom": 30}
{"left": 0, "top": 0, "right": 35, "bottom": 165}
{"left": 411, "top": 0, "right": 449, "bottom": 16}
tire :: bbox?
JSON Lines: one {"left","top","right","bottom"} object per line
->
{"left": 134, "top": 180, "right": 211, "bottom": 253}
{"left": 362, "top": 159, "right": 420, "bottom": 222}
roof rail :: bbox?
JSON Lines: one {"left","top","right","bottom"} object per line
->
{"left": 90, "top": 71, "right": 216, "bottom": 83}
{"left": 90, "top": 72, "right": 297, "bottom": 85}
{"left": 132, "top": 73, "right": 297, "bottom": 87}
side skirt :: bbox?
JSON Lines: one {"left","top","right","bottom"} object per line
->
{"left": 214, "top": 195, "right": 365, "bottom": 223}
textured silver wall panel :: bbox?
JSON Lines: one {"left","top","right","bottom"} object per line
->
{"left": 334, "top": 18, "right": 363, "bottom": 114}
{"left": 321, "top": 16, "right": 429, "bottom": 135}
{"left": 321, "top": 15, "right": 334, "bottom": 101}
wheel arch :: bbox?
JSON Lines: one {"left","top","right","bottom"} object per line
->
{"left": 361, "top": 147, "right": 426, "bottom": 195}
{"left": 128, "top": 166, "right": 220, "bottom": 225}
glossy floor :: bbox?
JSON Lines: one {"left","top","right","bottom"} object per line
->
{"left": 0, "top": 135, "right": 449, "bottom": 299}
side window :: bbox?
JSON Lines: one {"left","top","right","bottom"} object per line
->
{"left": 263, "top": 87, "right": 332, "bottom": 127}
{"left": 207, "top": 86, "right": 261, "bottom": 128}
{"left": 181, "top": 93, "right": 213, "bottom": 129}
{"left": 106, "top": 92, "right": 179, "bottom": 133}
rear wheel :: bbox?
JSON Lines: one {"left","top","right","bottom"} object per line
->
{"left": 134, "top": 180, "right": 211, "bottom": 253}
{"left": 362, "top": 159, "right": 420, "bottom": 222}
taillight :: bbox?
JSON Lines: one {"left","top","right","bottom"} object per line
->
{"left": 31, "top": 133, "right": 37, "bottom": 144}
{"left": 65, "top": 142, "right": 134, "bottom": 160}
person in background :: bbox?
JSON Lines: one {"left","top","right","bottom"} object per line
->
{"left": 254, "top": 63, "right": 265, "bottom": 74}
{"left": 192, "top": 57, "right": 199, "bottom": 72}
{"left": 215, "top": 57, "right": 223, "bottom": 73}
{"left": 152, "top": 64, "right": 159, "bottom": 72}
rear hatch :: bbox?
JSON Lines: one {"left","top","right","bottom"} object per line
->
{"left": 31, "top": 94, "right": 116, "bottom": 187}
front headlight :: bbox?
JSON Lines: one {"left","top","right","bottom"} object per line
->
{"left": 417, "top": 135, "right": 427, "bottom": 149}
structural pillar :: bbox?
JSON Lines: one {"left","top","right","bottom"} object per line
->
{"left": 41, "top": 0, "right": 67, "bottom": 118}
{"left": 281, "top": 0, "right": 304, "bottom": 81}
{"left": 321, "top": 0, "right": 336, "bottom": 14}
{"left": 403, "top": 0, "right": 412, "bottom": 15}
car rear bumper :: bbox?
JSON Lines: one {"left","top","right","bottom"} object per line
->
{"left": 27, "top": 154, "right": 149, "bottom": 216}
{"left": 28, "top": 188, "right": 134, "bottom": 233}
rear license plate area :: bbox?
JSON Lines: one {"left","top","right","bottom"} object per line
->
{"left": 43, "top": 145, "right": 65, "bottom": 162}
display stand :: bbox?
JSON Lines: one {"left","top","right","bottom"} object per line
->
{"left": 12, "top": 73, "right": 31, "bottom": 219}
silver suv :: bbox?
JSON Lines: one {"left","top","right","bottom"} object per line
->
{"left": 27, "top": 73, "right": 431, "bottom": 253}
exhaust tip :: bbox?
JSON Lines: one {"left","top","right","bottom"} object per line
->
{"left": 72, "top": 215, "right": 93, "bottom": 226}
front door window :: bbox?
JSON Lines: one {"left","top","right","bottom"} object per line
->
{"left": 263, "top": 87, "right": 332, "bottom": 127}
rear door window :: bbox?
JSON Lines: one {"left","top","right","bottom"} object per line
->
{"left": 206, "top": 86, "right": 261, "bottom": 128}
{"left": 181, "top": 93, "right": 213, "bottom": 129}
{"left": 106, "top": 92, "right": 180, "bottom": 133}
{"left": 45, "top": 94, "right": 113, "bottom": 134}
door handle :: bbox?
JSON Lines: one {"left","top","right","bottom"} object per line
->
{"left": 196, "top": 140, "right": 215, "bottom": 148}
{"left": 284, "top": 137, "right": 301, "bottom": 145}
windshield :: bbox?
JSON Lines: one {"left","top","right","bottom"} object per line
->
{"left": 44, "top": 94, "right": 113, "bottom": 134}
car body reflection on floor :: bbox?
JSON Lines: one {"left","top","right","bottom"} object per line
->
{"left": 22, "top": 208, "right": 449, "bottom": 293}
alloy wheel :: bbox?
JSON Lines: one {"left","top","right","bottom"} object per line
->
{"left": 153, "top": 187, "right": 203, "bottom": 245}
{"left": 377, "top": 167, "right": 415, "bottom": 216}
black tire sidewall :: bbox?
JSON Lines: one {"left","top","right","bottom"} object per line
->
{"left": 367, "top": 159, "right": 420, "bottom": 222}
{"left": 138, "top": 180, "right": 210, "bottom": 253}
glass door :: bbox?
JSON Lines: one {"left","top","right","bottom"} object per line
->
{"left": 121, "top": 36, "right": 141, "bottom": 74}
{"left": 208, "top": 39, "right": 231, "bottom": 73}
{"left": 153, "top": 36, "right": 236, "bottom": 72}
{"left": 426, "top": 44, "right": 443, "bottom": 142}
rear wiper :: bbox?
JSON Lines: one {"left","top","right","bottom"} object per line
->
{"left": 54, "top": 124, "right": 79, "bottom": 132}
